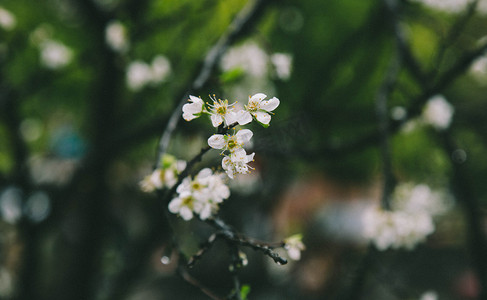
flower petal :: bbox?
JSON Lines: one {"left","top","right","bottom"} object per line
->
{"left": 255, "top": 111, "right": 271, "bottom": 124}
{"left": 208, "top": 134, "right": 225, "bottom": 149}
{"left": 260, "top": 97, "right": 280, "bottom": 112}
{"left": 236, "top": 129, "right": 253, "bottom": 144}
{"left": 236, "top": 110, "right": 252, "bottom": 125}
{"left": 168, "top": 198, "right": 182, "bottom": 213}
{"left": 210, "top": 114, "right": 223, "bottom": 127}
{"left": 249, "top": 93, "right": 267, "bottom": 103}
{"left": 179, "top": 206, "right": 193, "bottom": 221}
{"left": 224, "top": 111, "right": 238, "bottom": 126}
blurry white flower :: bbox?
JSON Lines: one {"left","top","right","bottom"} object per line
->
{"left": 140, "top": 154, "right": 186, "bottom": 192}
{"left": 150, "top": 55, "right": 171, "bottom": 83}
{"left": 105, "top": 20, "right": 129, "bottom": 53}
{"left": 126, "top": 60, "right": 152, "bottom": 91}
{"left": 423, "top": 95, "right": 454, "bottom": 130}
{"left": 0, "top": 187, "right": 23, "bottom": 224}
{"left": 411, "top": 0, "right": 471, "bottom": 13}
{"left": 0, "top": 6, "right": 16, "bottom": 31}
{"left": 362, "top": 206, "right": 435, "bottom": 250}
{"left": 284, "top": 234, "right": 305, "bottom": 261}
{"left": 40, "top": 40, "right": 73, "bottom": 69}
{"left": 240, "top": 93, "right": 280, "bottom": 126}
{"left": 182, "top": 95, "right": 204, "bottom": 121}
{"left": 221, "top": 42, "right": 268, "bottom": 77}
{"left": 419, "top": 290, "right": 439, "bottom": 300}
{"left": 271, "top": 53, "right": 292, "bottom": 80}
{"left": 392, "top": 183, "right": 453, "bottom": 216}
{"left": 126, "top": 56, "right": 172, "bottom": 91}
{"left": 168, "top": 190, "right": 195, "bottom": 221}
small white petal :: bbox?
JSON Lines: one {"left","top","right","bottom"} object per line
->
{"left": 199, "top": 204, "right": 212, "bottom": 220}
{"left": 237, "top": 110, "right": 252, "bottom": 125}
{"left": 225, "top": 111, "right": 238, "bottom": 126}
{"left": 211, "top": 114, "right": 223, "bottom": 127}
{"left": 197, "top": 168, "right": 213, "bottom": 179}
{"left": 250, "top": 93, "right": 267, "bottom": 103}
{"left": 236, "top": 129, "right": 253, "bottom": 144}
{"left": 168, "top": 198, "right": 182, "bottom": 213}
{"left": 208, "top": 134, "right": 225, "bottom": 149}
{"left": 255, "top": 111, "right": 271, "bottom": 124}
{"left": 179, "top": 206, "right": 193, "bottom": 221}
{"left": 260, "top": 97, "right": 280, "bottom": 112}
{"left": 287, "top": 247, "right": 301, "bottom": 260}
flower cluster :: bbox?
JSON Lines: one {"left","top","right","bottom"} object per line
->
{"left": 140, "top": 154, "right": 186, "bottom": 192}
{"left": 182, "top": 93, "right": 279, "bottom": 128}
{"left": 362, "top": 207, "right": 435, "bottom": 251}
{"left": 168, "top": 168, "right": 230, "bottom": 221}
{"left": 362, "top": 183, "right": 451, "bottom": 251}
{"left": 182, "top": 93, "right": 279, "bottom": 179}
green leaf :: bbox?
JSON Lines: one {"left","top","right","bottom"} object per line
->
{"left": 240, "top": 284, "right": 251, "bottom": 300}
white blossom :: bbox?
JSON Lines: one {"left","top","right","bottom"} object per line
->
{"left": 208, "top": 129, "right": 253, "bottom": 153}
{"left": 271, "top": 53, "right": 292, "bottom": 80}
{"left": 362, "top": 206, "right": 435, "bottom": 251}
{"left": 168, "top": 168, "right": 230, "bottom": 221}
{"left": 284, "top": 234, "right": 306, "bottom": 261}
{"left": 222, "top": 149, "right": 255, "bottom": 179}
{"left": 182, "top": 95, "right": 204, "bottom": 121}
{"left": 220, "top": 42, "right": 269, "bottom": 77}
{"left": 126, "top": 56, "right": 171, "bottom": 91}
{"left": 419, "top": 290, "right": 439, "bottom": 300}
{"left": 207, "top": 96, "right": 236, "bottom": 127}
{"left": 240, "top": 93, "right": 280, "bottom": 126}
{"left": 39, "top": 40, "right": 73, "bottom": 69}
{"left": 423, "top": 95, "right": 454, "bottom": 130}
{"left": 150, "top": 55, "right": 171, "bottom": 83}
{"left": 392, "top": 183, "right": 453, "bottom": 217}
{"left": 0, "top": 6, "right": 16, "bottom": 31}
{"left": 140, "top": 155, "right": 186, "bottom": 192}
{"left": 126, "top": 61, "right": 152, "bottom": 91}
{"left": 105, "top": 20, "right": 129, "bottom": 53}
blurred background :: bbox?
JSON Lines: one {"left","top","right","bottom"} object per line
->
{"left": 1, "top": 0, "right": 487, "bottom": 299}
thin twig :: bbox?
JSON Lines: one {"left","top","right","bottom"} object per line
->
{"left": 155, "top": 0, "right": 266, "bottom": 168}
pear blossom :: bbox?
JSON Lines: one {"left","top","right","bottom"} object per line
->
{"left": 240, "top": 93, "right": 280, "bottom": 126}
{"left": 39, "top": 40, "right": 73, "bottom": 69}
{"left": 270, "top": 53, "right": 292, "bottom": 80}
{"left": 0, "top": 7, "right": 16, "bottom": 31}
{"left": 168, "top": 191, "right": 195, "bottom": 221}
{"left": 105, "top": 20, "right": 129, "bottom": 53}
{"left": 140, "top": 155, "right": 186, "bottom": 192}
{"left": 284, "top": 234, "right": 306, "bottom": 261}
{"left": 362, "top": 206, "right": 435, "bottom": 251}
{"left": 168, "top": 168, "right": 230, "bottom": 221}
{"left": 222, "top": 149, "right": 255, "bottom": 179}
{"left": 207, "top": 129, "right": 253, "bottom": 153}
{"left": 207, "top": 96, "right": 236, "bottom": 127}
{"left": 126, "top": 56, "right": 172, "bottom": 91}
{"left": 423, "top": 95, "right": 454, "bottom": 130}
{"left": 182, "top": 95, "right": 204, "bottom": 121}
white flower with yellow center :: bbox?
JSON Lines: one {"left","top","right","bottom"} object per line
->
{"left": 182, "top": 95, "right": 204, "bottom": 121}
{"left": 169, "top": 168, "right": 230, "bottom": 220}
{"left": 239, "top": 93, "right": 280, "bottom": 126}
{"left": 222, "top": 149, "right": 255, "bottom": 179}
{"left": 207, "top": 129, "right": 253, "bottom": 153}
{"left": 168, "top": 191, "right": 195, "bottom": 221}
{"left": 207, "top": 95, "right": 236, "bottom": 127}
